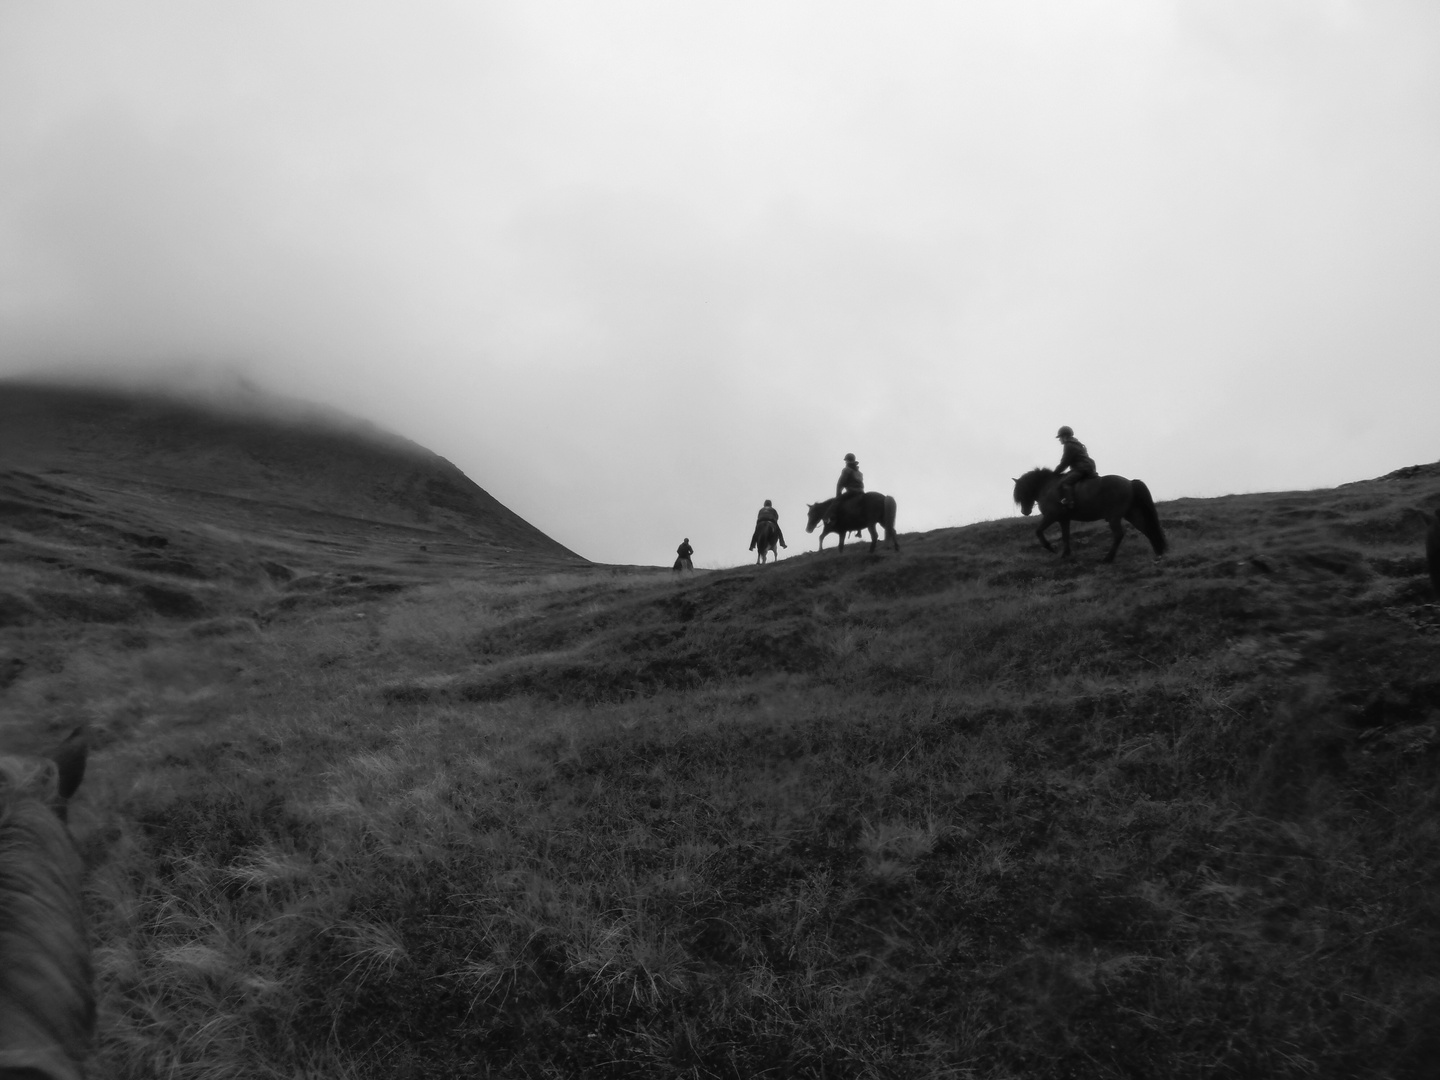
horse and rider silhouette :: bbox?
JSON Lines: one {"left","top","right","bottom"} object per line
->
{"left": 1013, "top": 426, "right": 1167, "bottom": 562}
{"left": 804, "top": 453, "right": 900, "bottom": 554}
{"left": 805, "top": 493, "right": 900, "bottom": 553}
{"left": 752, "top": 519, "right": 781, "bottom": 563}
{"left": 749, "top": 500, "right": 786, "bottom": 564}
{"left": 731, "top": 432, "right": 1171, "bottom": 566}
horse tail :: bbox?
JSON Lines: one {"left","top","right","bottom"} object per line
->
{"left": 1130, "top": 479, "right": 1168, "bottom": 556}
{"left": 884, "top": 495, "right": 899, "bottom": 551}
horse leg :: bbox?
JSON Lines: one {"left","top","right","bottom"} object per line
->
{"left": 1035, "top": 517, "right": 1055, "bottom": 553}
{"left": 1058, "top": 518, "right": 1073, "bottom": 558}
{"left": 867, "top": 524, "right": 878, "bottom": 553}
{"left": 1103, "top": 517, "right": 1125, "bottom": 563}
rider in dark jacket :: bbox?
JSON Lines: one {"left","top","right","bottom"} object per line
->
{"left": 673, "top": 538, "right": 694, "bottom": 571}
{"left": 749, "top": 500, "right": 787, "bottom": 551}
{"left": 830, "top": 453, "right": 865, "bottom": 525}
{"left": 1054, "top": 426, "right": 1096, "bottom": 509}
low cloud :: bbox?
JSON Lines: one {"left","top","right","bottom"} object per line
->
{"left": 3, "top": 1, "right": 1438, "bottom": 563}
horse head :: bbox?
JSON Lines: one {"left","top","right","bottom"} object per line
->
{"left": 1013, "top": 469, "right": 1051, "bottom": 516}
{"left": 1011, "top": 478, "right": 1031, "bottom": 516}
{"left": 805, "top": 502, "right": 825, "bottom": 533}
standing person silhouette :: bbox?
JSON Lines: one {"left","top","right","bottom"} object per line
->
{"left": 673, "top": 538, "right": 694, "bottom": 571}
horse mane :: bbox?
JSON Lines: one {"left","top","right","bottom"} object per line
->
{"left": 0, "top": 747, "right": 93, "bottom": 1079}
{"left": 1013, "top": 467, "right": 1055, "bottom": 505}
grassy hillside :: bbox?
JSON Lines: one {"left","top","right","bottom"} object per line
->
{"left": 4, "top": 445, "right": 1440, "bottom": 1077}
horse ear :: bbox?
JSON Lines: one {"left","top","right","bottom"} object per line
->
{"left": 1011, "top": 477, "right": 1018, "bottom": 483}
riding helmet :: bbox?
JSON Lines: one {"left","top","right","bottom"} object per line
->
{"left": 844, "top": 453, "right": 857, "bottom": 462}
{"left": 1056, "top": 425, "right": 1074, "bottom": 439}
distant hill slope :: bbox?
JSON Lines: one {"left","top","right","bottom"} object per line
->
{"left": 1, "top": 380, "right": 580, "bottom": 556}
{"left": 0, "top": 380, "right": 585, "bottom": 633}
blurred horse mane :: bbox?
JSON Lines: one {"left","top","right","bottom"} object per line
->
{"left": 1011, "top": 467, "right": 1055, "bottom": 510}
{"left": 0, "top": 730, "right": 92, "bottom": 1080}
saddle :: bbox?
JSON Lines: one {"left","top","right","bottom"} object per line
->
{"left": 827, "top": 492, "right": 864, "bottom": 521}
{"left": 1057, "top": 472, "right": 1098, "bottom": 510}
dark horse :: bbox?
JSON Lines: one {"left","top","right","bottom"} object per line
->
{"left": 806, "top": 492, "right": 899, "bottom": 553}
{"left": 0, "top": 728, "right": 92, "bottom": 1080}
{"left": 753, "top": 519, "right": 780, "bottom": 565}
{"left": 1012, "top": 468, "right": 1167, "bottom": 562}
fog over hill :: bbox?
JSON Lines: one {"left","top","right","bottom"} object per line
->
{"left": 5, "top": 4, "right": 1439, "bottom": 567}
{"left": 0, "top": 378, "right": 585, "bottom": 576}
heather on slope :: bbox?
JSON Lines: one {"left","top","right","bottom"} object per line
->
{"left": 5, "top": 463, "right": 1440, "bottom": 1078}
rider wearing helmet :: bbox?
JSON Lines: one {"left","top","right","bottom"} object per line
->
{"left": 830, "top": 453, "right": 865, "bottom": 525}
{"left": 1054, "top": 426, "right": 1096, "bottom": 509}
{"left": 749, "top": 499, "right": 787, "bottom": 551}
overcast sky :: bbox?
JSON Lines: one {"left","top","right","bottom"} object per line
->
{"left": 3, "top": 1, "right": 1438, "bottom": 565}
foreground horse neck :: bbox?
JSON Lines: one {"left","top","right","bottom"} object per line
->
{"left": 0, "top": 733, "right": 92, "bottom": 1079}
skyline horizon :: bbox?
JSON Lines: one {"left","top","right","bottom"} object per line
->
{"left": 5, "top": 365, "right": 1434, "bottom": 570}
{"left": 4, "top": 2, "right": 1438, "bottom": 564}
